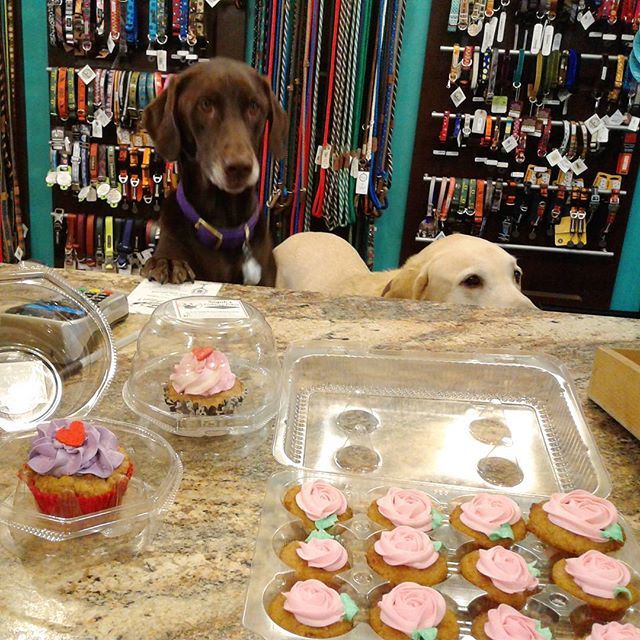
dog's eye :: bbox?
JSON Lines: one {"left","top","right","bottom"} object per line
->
{"left": 461, "top": 274, "right": 483, "bottom": 288}
{"left": 199, "top": 98, "right": 214, "bottom": 113}
{"left": 514, "top": 270, "right": 522, "bottom": 284}
{"left": 247, "top": 100, "right": 260, "bottom": 117}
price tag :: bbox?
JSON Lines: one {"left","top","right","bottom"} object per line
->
{"left": 140, "top": 249, "right": 154, "bottom": 264}
{"left": 174, "top": 298, "right": 248, "bottom": 320}
{"left": 502, "top": 136, "right": 518, "bottom": 153}
{"left": 107, "top": 33, "right": 116, "bottom": 53}
{"left": 622, "top": 34, "right": 635, "bottom": 42}
{"left": 22, "top": 224, "right": 28, "bottom": 238}
{"left": 580, "top": 11, "right": 595, "bottom": 30}
{"left": 547, "top": 149, "right": 563, "bottom": 167}
{"left": 558, "top": 156, "right": 573, "bottom": 173}
{"left": 450, "top": 87, "right": 467, "bottom": 107}
{"left": 608, "top": 110, "right": 625, "bottom": 126}
{"left": 571, "top": 158, "right": 588, "bottom": 175}
{"left": 157, "top": 49, "right": 167, "bottom": 72}
{"left": 92, "top": 120, "right": 103, "bottom": 138}
{"left": 356, "top": 171, "right": 369, "bottom": 195}
{"left": 14, "top": 246, "right": 23, "bottom": 261}
{"left": 510, "top": 171, "right": 525, "bottom": 178}
{"left": 78, "top": 65, "right": 96, "bottom": 84}
{"left": 629, "top": 116, "right": 640, "bottom": 132}
{"left": 585, "top": 114, "right": 604, "bottom": 135}
{"left": 320, "top": 145, "right": 331, "bottom": 170}
{"left": 472, "top": 110, "right": 487, "bottom": 134}
{"left": 603, "top": 33, "right": 617, "bottom": 41}
{"left": 314, "top": 145, "right": 323, "bottom": 165}
{"left": 117, "top": 127, "right": 131, "bottom": 145}
{"left": 95, "top": 108, "right": 112, "bottom": 127}
{"left": 597, "top": 126, "right": 610, "bottom": 143}
{"left": 350, "top": 157, "right": 359, "bottom": 178}
{"left": 146, "top": 48, "right": 157, "bottom": 57}
{"left": 491, "top": 95, "right": 508, "bottom": 114}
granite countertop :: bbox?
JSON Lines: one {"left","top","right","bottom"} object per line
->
{"left": 1, "top": 267, "right": 639, "bottom": 640}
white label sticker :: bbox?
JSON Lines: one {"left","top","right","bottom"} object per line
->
{"left": 510, "top": 171, "right": 525, "bottom": 178}
{"left": 502, "top": 136, "right": 518, "bottom": 153}
{"left": 558, "top": 157, "right": 573, "bottom": 173}
{"left": 450, "top": 87, "right": 467, "bottom": 107}
{"left": 585, "top": 114, "right": 604, "bottom": 135}
{"left": 92, "top": 120, "right": 103, "bottom": 138}
{"left": 580, "top": 11, "right": 595, "bottom": 30}
{"left": 314, "top": 145, "right": 323, "bottom": 165}
{"left": 127, "top": 279, "right": 223, "bottom": 315}
{"left": 485, "top": 159, "right": 498, "bottom": 166}
{"left": 350, "top": 157, "right": 359, "bottom": 178}
{"left": 78, "top": 65, "right": 96, "bottom": 85}
{"left": 157, "top": 49, "right": 167, "bottom": 72}
{"left": 356, "top": 171, "right": 369, "bottom": 195}
{"left": 571, "top": 158, "right": 588, "bottom": 175}
{"left": 602, "top": 33, "right": 617, "bottom": 41}
{"left": 146, "top": 48, "right": 157, "bottom": 57}
{"left": 14, "top": 246, "right": 23, "bottom": 261}
{"left": 622, "top": 34, "right": 635, "bottom": 42}
{"left": 547, "top": 149, "right": 563, "bottom": 167}
{"left": 174, "top": 298, "right": 248, "bottom": 320}
{"left": 320, "top": 146, "right": 331, "bottom": 170}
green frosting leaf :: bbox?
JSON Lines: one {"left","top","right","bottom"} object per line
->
{"left": 340, "top": 594, "right": 359, "bottom": 621}
{"left": 431, "top": 508, "right": 444, "bottom": 530}
{"left": 315, "top": 513, "right": 338, "bottom": 531}
{"left": 528, "top": 561, "right": 541, "bottom": 578}
{"left": 306, "top": 529, "right": 335, "bottom": 542}
{"left": 488, "top": 523, "right": 515, "bottom": 541}
{"left": 411, "top": 628, "right": 438, "bottom": 640}
{"left": 602, "top": 523, "right": 624, "bottom": 542}
{"left": 614, "top": 586, "right": 632, "bottom": 599}
{"left": 535, "top": 622, "right": 554, "bottom": 640}
{"left": 432, "top": 540, "right": 443, "bottom": 552}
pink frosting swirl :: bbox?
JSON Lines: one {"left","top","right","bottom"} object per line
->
{"left": 283, "top": 580, "right": 345, "bottom": 627}
{"left": 379, "top": 582, "right": 446, "bottom": 634}
{"left": 588, "top": 623, "right": 640, "bottom": 640}
{"left": 296, "top": 538, "right": 348, "bottom": 572}
{"left": 484, "top": 604, "right": 550, "bottom": 640}
{"left": 460, "top": 493, "right": 522, "bottom": 537}
{"left": 542, "top": 490, "right": 618, "bottom": 542}
{"left": 377, "top": 488, "right": 436, "bottom": 532}
{"left": 374, "top": 526, "right": 441, "bottom": 570}
{"left": 169, "top": 348, "right": 236, "bottom": 396}
{"left": 295, "top": 481, "right": 348, "bottom": 522}
{"left": 476, "top": 547, "right": 539, "bottom": 594}
{"left": 565, "top": 550, "right": 631, "bottom": 599}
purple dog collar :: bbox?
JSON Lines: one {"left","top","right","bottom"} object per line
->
{"left": 176, "top": 182, "right": 260, "bottom": 250}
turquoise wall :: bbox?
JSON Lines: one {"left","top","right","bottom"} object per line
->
{"left": 23, "top": 0, "right": 638, "bottom": 311}
{"left": 22, "top": 0, "right": 53, "bottom": 264}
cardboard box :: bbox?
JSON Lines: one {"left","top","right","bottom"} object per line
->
{"left": 588, "top": 348, "right": 640, "bottom": 439}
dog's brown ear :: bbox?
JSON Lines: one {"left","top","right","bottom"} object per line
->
{"left": 142, "top": 76, "right": 182, "bottom": 161}
{"left": 258, "top": 75, "right": 288, "bottom": 159}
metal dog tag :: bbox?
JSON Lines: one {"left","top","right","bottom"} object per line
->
{"left": 242, "top": 243, "right": 262, "bottom": 286}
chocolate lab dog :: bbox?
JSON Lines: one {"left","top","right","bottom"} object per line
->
{"left": 141, "top": 58, "right": 287, "bottom": 285}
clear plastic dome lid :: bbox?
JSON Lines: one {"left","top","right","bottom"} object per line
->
{"left": 123, "top": 297, "right": 280, "bottom": 437}
{"left": 0, "top": 265, "right": 115, "bottom": 431}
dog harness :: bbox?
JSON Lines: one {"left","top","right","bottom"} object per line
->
{"left": 176, "top": 182, "right": 263, "bottom": 285}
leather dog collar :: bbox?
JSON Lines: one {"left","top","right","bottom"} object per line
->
{"left": 176, "top": 182, "right": 260, "bottom": 251}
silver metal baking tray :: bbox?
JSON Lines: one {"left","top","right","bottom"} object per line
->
{"left": 273, "top": 344, "right": 611, "bottom": 497}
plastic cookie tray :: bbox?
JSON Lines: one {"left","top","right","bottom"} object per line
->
{"left": 243, "top": 344, "right": 639, "bottom": 639}
{"left": 243, "top": 470, "right": 640, "bottom": 640}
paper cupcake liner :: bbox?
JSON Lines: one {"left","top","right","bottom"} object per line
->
{"left": 23, "top": 462, "right": 134, "bottom": 518}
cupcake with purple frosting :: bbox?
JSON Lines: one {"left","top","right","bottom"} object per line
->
{"left": 18, "top": 419, "right": 133, "bottom": 518}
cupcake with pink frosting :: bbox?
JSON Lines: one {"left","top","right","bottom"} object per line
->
{"left": 450, "top": 493, "right": 527, "bottom": 548}
{"left": 471, "top": 603, "right": 554, "bottom": 640}
{"left": 366, "top": 526, "right": 448, "bottom": 587}
{"left": 368, "top": 487, "right": 444, "bottom": 533}
{"left": 369, "top": 582, "right": 460, "bottom": 640}
{"left": 551, "top": 550, "right": 638, "bottom": 613}
{"left": 268, "top": 579, "right": 359, "bottom": 638}
{"left": 283, "top": 479, "right": 353, "bottom": 532}
{"left": 164, "top": 347, "right": 245, "bottom": 416}
{"left": 527, "top": 490, "right": 626, "bottom": 555}
{"left": 585, "top": 622, "right": 640, "bottom": 640}
{"left": 460, "top": 546, "right": 540, "bottom": 609}
{"left": 280, "top": 531, "right": 351, "bottom": 583}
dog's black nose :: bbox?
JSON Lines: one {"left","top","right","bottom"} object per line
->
{"left": 224, "top": 160, "right": 252, "bottom": 183}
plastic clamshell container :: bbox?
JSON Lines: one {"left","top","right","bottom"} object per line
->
{"left": 243, "top": 343, "right": 626, "bottom": 639}
{"left": 244, "top": 470, "right": 640, "bottom": 640}
{"left": 0, "top": 419, "right": 182, "bottom": 560}
{"left": 123, "top": 297, "right": 280, "bottom": 437}
{"left": 0, "top": 266, "right": 116, "bottom": 431}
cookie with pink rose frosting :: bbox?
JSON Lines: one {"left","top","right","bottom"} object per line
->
{"left": 450, "top": 493, "right": 527, "bottom": 548}
{"left": 280, "top": 531, "right": 351, "bottom": 583}
{"left": 368, "top": 487, "right": 444, "bottom": 533}
{"left": 527, "top": 490, "right": 625, "bottom": 555}
{"left": 164, "top": 347, "right": 245, "bottom": 415}
{"left": 460, "top": 546, "right": 540, "bottom": 609}
{"left": 584, "top": 622, "right": 640, "bottom": 640}
{"left": 551, "top": 551, "right": 638, "bottom": 613}
{"left": 471, "top": 603, "right": 554, "bottom": 640}
{"left": 369, "top": 582, "right": 459, "bottom": 640}
{"left": 284, "top": 480, "right": 353, "bottom": 532}
{"left": 366, "top": 526, "right": 448, "bottom": 587}
{"left": 268, "top": 579, "right": 359, "bottom": 638}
